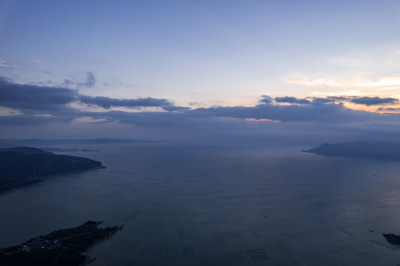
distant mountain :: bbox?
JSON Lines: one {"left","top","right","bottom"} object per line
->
{"left": 0, "top": 147, "right": 104, "bottom": 192}
{"left": 303, "top": 141, "right": 400, "bottom": 161}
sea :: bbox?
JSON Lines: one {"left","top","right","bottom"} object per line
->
{"left": 1, "top": 142, "right": 400, "bottom": 265}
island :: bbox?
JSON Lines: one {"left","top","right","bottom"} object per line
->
{"left": 0, "top": 147, "right": 104, "bottom": 192}
{"left": 0, "top": 221, "right": 123, "bottom": 266}
{"left": 303, "top": 141, "right": 400, "bottom": 161}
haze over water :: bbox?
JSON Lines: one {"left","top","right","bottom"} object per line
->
{"left": 1, "top": 142, "right": 400, "bottom": 265}
{"left": 1, "top": 1, "right": 400, "bottom": 265}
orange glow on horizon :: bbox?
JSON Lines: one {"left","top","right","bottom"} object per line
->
{"left": 341, "top": 102, "right": 400, "bottom": 114}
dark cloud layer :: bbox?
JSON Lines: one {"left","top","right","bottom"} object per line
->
{"left": 274, "top": 96, "right": 398, "bottom": 106}
{"left": 0, "top": 77, "right": 399, "bottom": 134}
{"left": 79, "top": 95, "right": 174, "bottom": 110}
{"left": 187, "top": 101, "right": 374, "bottom": 123}
{"left": 349, "top": 96, "right": 398, "bottom": 106}
{"left": 0, "top": 77, "right": 181, "bottom": 113}
{"left": 275, "top": 96, "right": 311, "bottom": 104}
{"left": 259, "top": 95, "right": 273, "bottom": 104}
{"left": 0, "top": 77, "right": 77, "bottom": 111}
{"left": 259, "top": 95, "right": 397, "bottom": 107}
{"left": 378, "top": 107, "right": 400, "bottom": 111}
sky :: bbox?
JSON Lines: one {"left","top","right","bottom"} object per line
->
{"left": 1, "top": 0, "right": 400, "bottom": 143}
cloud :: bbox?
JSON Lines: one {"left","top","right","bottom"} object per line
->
{"left": 1, "top": 76, "right": 400, "bottom": 142}
{"left": 0, "top": 77, "right": 78, "bottom": 111}
{"left": 84, "top": 72, "right": 96, "bottom": 88}
{"left": 261, "top": 95, "right": 398, "bottom": 107}
{"left": 286, "top": 73, "right": 400, "bottom": 101}
{"left": 79, "top": 95, "right": 175, "bottom": 110}
{"left": 354, "top": 76, "right": 400, "bottom": 88}
{"left": 0, "top": 58, "right": 10, "bottom": 68}
{"left": 310, "top": 96, "right": 398, "bottom": 106}
{"left": 0, "top": 77, "right": 186, "bottom": 113}
{"left": 259, "top": 95, "right": 273, "bottom": 104}
{"left": 64, "top": 72, "right": 96, "bottom": 88}
{"left": 275, "top": 96, "right": 311, "bottom": 104}
{"left": 310, "top": 97, "right": 336, "bottom": 104}
{"left": 93, "top": 110, "right": 194, "bottom": 128}
{"left": 348, "top": 96, "right": 398, "bottom": 106}
{"left": 162, "top": 105, "right": 190, "bottom": 111}
{"left": 0, "top": 113, "right": 75, "bottom": 125}
{"left": 378, "top": 107, "right": 400, "bottom": 111}
{"left": 187, "top": 100, "right": 375, "bottom": 123}
{"left": 286, "top": 75, "right": 346, "bottom": 87}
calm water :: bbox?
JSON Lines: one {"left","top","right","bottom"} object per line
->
{"left": 1, "top": 143, "right": 400, "bottom": 265}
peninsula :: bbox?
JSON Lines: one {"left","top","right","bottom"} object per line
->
{"left": 303, "top": 141, "right": 400, "bottom": 161}
{"left": 0, "top": 221, "right": 123, "bottom": 266}
{"left": 0, "top": 147, "right": 104, "bottom": 192}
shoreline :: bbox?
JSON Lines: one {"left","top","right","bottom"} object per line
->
{"left": 0, "top": 221, "right": 124, "bottom": 266}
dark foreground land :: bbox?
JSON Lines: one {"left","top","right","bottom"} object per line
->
{"left": 0, "top": 147, "right": 104, "bottom": 192}
{"left": 0, "top": 221, "right": 123, "bottom": 266}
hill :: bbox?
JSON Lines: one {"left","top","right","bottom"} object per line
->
{"left": 0, "top": 147, "right": 104, "bottom": 192}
